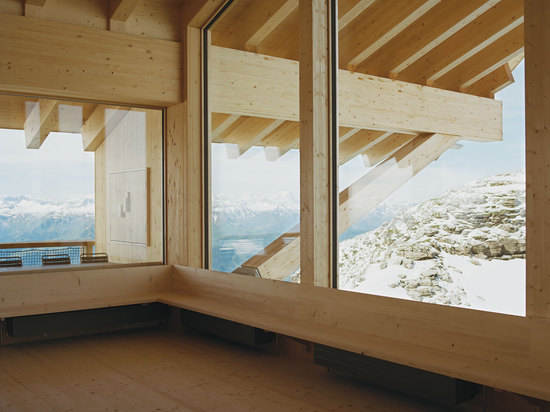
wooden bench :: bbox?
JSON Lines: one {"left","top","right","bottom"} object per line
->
{"left": 0, "top": 263, "right": 549, "bottom": 402}
{"left": 0, "top": 263, "right": 169, "bottom": 319}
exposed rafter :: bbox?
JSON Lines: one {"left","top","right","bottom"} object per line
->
{"left": 25, "top": 0, "right": 47, "bottom": 19}
{"left": 261, "top": 121, "right": 299, "bottom": 160}
{"left": 24, "top": 99, "right": 58, "bottom": 149}
{"left": 109, "top": 0, "right": 139, "bottom": 32}
{"left": 81, "top": 105, "right": 130, "bottom": 151}
{"left": 393, "top": 0, "right": 524, "bottom": 84}
{"left": 210, "top": 46, "right": 503, "bottom": 142}
{"left": 429, "top": 22, "right": 524, "bottom": 89}
{"left": 242, "top": 134, "right": 459, "bottom": 280}
{"left": 245, "top": 0, "right": 298, "bottom": 52}
{"left": 339, "top": 0, "right": 440, "bottom": 70}
{"left": 348, "top": 0, "right": 441, "bottom": 70}
{"left": 361, "top": 132, "right": 415, "bottom": 167}
{"left": 359, "top": 0, "right": 500, "bottom": 77}
{"left": 339, "top": 129, "right": 390, "bottom": 164}
{"left": 338, "top": 127, "right": 361, "bottom": 144}
{"left": 217, "top": 116, "right": 285, "bottom": 158}
{"left": 461, "top": 63, "right": 515, "bottom": 97}
{"left": 338, "top": 0, "right": 376, "bottom": 32}
{"left": 212, "top": 114, "right": 240, "bottom": 139}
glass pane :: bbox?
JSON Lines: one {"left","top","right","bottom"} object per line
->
{"left": 336, "top": 1, "right": 525, "bottom": 315}
{"left": 208, "top": 0, "right": 301, "bottom": 280}
{"left": 0, "top": 95, "right": 164, "bottom": 267}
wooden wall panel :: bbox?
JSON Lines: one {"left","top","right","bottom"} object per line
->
{"left": 93, "top": 108, "right": 163, "bottom": 264}
{"left": 0, "top": 265, "right": 171, "bottom": 318}
{"left": 168, "top": 266, "right": 550, "bottom": 402}
{"left": 525, "top": 0, "right": 550, "bottom": 318}
{"left": 0, "top": 15, "right": 181, "bottom": 106}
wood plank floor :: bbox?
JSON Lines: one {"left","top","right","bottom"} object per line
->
{"left": 0, "top": 329, "right": 480, "bottom": 411}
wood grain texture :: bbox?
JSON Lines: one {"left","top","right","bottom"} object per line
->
{"left": 0, "top": 265, "right": 171, "bottom": 318}
{"left": 241, "top": 134, "right": 457, "bottom": 280}
{"left": 0, "top": 329, "right": 454, "bottom": 411}
{"left": 525, "top": 0, "right": 550, "bottom": 319}
{"left": 0, "top": 15, "right": 181, "bottom": 106}
{"left": 299, "top": 0, "right": 332, "bottom": 287}
{"left": 209, "top": 46, "right": 503, "bottom": 141}
{"left": 168, "top": 265, "right": 550, "bottom": 402}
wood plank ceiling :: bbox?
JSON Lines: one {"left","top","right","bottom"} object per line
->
{"left": 0, "top": 0, "right": 523, "bottom": 167}
{"left": 209, "top": 0, "right": 524, "bottom": 165}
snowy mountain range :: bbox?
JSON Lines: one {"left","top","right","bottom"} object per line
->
{"left": 211, "top": 192, "right": 411, "bottom": 272}
{"left": 337, "top": 170, "right": 526, "bottom": 315}
{"left": 0, "top": 195, "right": 95, "bottom": 242}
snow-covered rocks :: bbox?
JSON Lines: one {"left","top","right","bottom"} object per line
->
{"left": 339, "top": 170, "right": 526, "bottom": 315}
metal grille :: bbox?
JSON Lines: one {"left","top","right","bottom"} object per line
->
{"left": 0, "top": 247, "right": 84, "bottom": 266}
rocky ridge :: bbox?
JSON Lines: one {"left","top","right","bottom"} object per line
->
{"left": 339, "top": 170, "right": 525, "bottom": 306}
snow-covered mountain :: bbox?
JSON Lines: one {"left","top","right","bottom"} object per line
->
{"left": 212, "top": 192, "right": 299, "bottom": 238}
{"left": 0, "top": 195, "right": 94, "bottom": 242}
{"left": 338, "top": 170, "right": 526, "bottom": 315}
{"left": 211, "top": 192, "right": 413, "bottom": 272}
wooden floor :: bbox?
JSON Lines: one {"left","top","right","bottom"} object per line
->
{"left": 0, "top": 329, "right": 481, "bottom": 412}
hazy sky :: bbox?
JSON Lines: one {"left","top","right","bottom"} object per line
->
{"left": 0, "top": 61, "right": 525, "bottom": 204}
{"left": 0, "top": 130, "right": 94, "bottom": 200}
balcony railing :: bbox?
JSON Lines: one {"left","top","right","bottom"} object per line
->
{"left": 0, "top": 240, "right": 95, "bottom": 267}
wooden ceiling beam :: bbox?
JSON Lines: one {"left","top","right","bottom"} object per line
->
{"left": 25, "top": 0, "right": 47, "bottom": 18}
{"left": 109, "top": 0, "right": 139, "bottom": 32}
{"left": 338, "top": 127, "right": 360, "bottom": 144}
{"left": 0, "top": 15, "right": 181, "bottom": 106}
{"left": 394, "top": 0, "right": 524, "bottom": 85}
{"left": 358, "top": 0, "right": 499, "bottom": 77}
{"left": 361, "top": 133, "right": 416, "bottom": 167}
{"left": 341, "top": 0, "right": 440, "bottom": 70}
{"left": 210, "top": 46, "right": 502, "bottom": 142}
{"left": 217, "top": 116, "right": 284, "bottom": 158}
{"left": 339, "top": 129, "right": 390, "bottom": 164}
{"left": 245, "top": 0, "right": 298, "bottom": 52}
{"left": 24, "top": 99, "right": 58, "bottom": 149}
{"left": 261, "top": 121, "right": 300, "bottom": 160}
{"left": 508, "top": 52, "right": 524, "bottom": 71}
{"left": 432, "top": 24, "right": 524, "bottom": 91}
{"left": 237, "top": 119, "right": 285, "bottom": 157}
{"left": 242, "top": 133, "right": 458, "bottom": 279}
{"left": 338, "top": 0, "right": 376, "bottom": 32}
{"left": 81, "top": 105, "right": 130, "bottom": 152}
{"left": 212, "top": 114, "right": 240, "bottom": 140}
{"left": 461, "top": 63, "right": 515, "bottom": 98}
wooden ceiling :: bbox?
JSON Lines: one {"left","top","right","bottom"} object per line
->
{"left": 210, "top": 0, "right": 524, "bottom": 95}
{"left": 209, "top": 0, "right": 523, "bottom": 165}
{"left": 0, "top": 0, "right": 523, "bottom": 167}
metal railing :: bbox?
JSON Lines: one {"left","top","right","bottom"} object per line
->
{"left": 0, "top": 240, "right": 95, "bottom": 267}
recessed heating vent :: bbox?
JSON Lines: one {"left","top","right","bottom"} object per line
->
{"left": 181, "top": 309, "right": 275, "bottom": 346}
{"left": 315, "top": 344, "right": 478, "bottom": 405}
{"left": 8, "top": 303, "right": 168, "bottom": 339}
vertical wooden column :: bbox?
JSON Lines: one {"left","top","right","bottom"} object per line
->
{"left": 299, "top": 0, "right": 333, "bottom": 287}
{"left": 525, "top": 0, "right": 550, "bottom": 318}
{"left": 166, "top": 1, "right": 224, "bottom": 267}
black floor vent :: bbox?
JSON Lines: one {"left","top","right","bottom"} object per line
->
{"left": 8, "top": 303, "right": 168, "bottom": 339}
{"left": 181, "top": 309, "right": 275, "bottom": 346}
{"left": 315, "top": 344, "right": 478, "bottom": 406}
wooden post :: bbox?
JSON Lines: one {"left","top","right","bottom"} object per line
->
{"left": 525, "top": 0, "right": 550, "bottom": 318}
{"left": 165, "top": 0, "right": 225, "bottom": 267}
{"left": 299, "top": 0, "right": 333, "bottom": 287}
